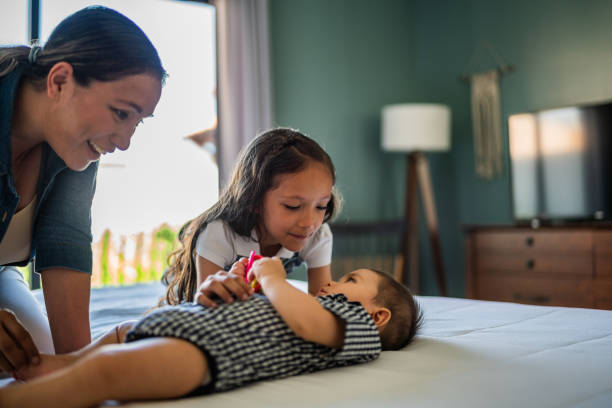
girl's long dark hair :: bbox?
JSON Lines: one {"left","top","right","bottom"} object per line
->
{"left": 162, "top": 128, "right": 341, "bottom": 305}
{"left": 0, "top": 6, "right": 166, "bottom": 86}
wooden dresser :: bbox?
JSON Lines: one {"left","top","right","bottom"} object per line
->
{"left": 464, "top": 225, "right": 612, "bottom": 309}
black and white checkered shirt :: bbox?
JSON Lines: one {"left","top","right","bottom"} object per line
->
{"left": 126, "top": 293, "right": 381, "bottom": 392}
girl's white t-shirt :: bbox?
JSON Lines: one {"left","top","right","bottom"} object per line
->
{"left": 195, "top": 219, "right": 332, "bottom": 270}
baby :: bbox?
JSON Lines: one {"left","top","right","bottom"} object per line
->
{"left": 0, "top": 257, "right": 423, "bottom": 407}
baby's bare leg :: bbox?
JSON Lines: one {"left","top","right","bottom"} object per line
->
{"left": 14, "top": 320, "right": 138, "bottom": 382}
{"left": 74, "top": 320, "right": 137, "bottom": 356}
{"left": 0, "top": 337, "right": 208, "bottom": 408}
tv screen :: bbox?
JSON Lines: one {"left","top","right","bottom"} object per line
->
{"left": 508, "top": 101, "right": 612, "bottom": 222}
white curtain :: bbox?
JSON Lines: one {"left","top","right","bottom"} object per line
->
{"left": 214, "top": 0, "right": 274, "bottom": 186}
{"left": 470, "top": 69, "right": 503, "bottom": 179}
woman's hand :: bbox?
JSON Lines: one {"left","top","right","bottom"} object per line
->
{"left": 248, "top": 257, "right": 287, "bottom": 289}
{"left": 195, "top": 259, "right": 253, "bottom": 307}
{"left": 0, "top": 309, "right": 40, "bottom": 372}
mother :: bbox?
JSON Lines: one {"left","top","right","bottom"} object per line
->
{"left": 0, "top": 6, "right": 165, "bottom": 372}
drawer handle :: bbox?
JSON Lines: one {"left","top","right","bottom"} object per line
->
{"left": 525, "top": 237, "right": 534, "bottom": 247}
{"left": 514, "top": 293, "right": 550, "bottom": 303}
{"left": 526, "top": 259, "right": 535, "bottom": 269}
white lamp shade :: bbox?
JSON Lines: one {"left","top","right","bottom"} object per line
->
{"left": 381, "top": 104, "right": 451, "bottom": 152}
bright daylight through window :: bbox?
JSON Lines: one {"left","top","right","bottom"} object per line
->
{"left": 39, "top": 0, "right": 219, "bottom": 286}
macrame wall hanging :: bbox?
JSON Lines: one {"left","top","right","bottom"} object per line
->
{"left": 461, "top": 41, "right": 515, "bottom": 180}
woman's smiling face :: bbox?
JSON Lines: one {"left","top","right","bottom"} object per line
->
{"left": 46, "top": 69, "right": 162, "bottom": 171}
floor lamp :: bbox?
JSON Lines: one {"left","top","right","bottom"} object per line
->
{"left": 381, "top": 104, "right": 450, "bottom": 296}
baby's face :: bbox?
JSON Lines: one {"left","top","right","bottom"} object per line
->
{"left": 317, "top": 269, "right": 380, "bottom": 313}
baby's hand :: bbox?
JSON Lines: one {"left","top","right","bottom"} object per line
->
{"left": 248, "top": 257, "right": 286, "bottom": 289}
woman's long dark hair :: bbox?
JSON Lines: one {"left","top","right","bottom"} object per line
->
{"left": 162, "top": 128, "right": 342, "bottom": 305}
{"left": 0, "top": 6, "right": 166, "bottom": 86}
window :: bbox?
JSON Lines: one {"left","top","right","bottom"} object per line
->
{"left": 0, "top": 1, "right": 28, "bottom": 44}
{"left": 40, "top": 0, "right": 219, "bottom": 285}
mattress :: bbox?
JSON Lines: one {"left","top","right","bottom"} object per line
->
{"left": 30, "top": 282, "right": 612, "bottom": 407}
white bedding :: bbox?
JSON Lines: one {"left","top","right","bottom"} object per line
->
{"left": 30, "top": 282, "right": 612, "bottom": 407}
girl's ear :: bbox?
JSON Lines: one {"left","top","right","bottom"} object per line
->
{"left": 46, "top": 62, "right": 74, "bottom": 99}
{"left": 370, "top": 307, "right": 391, "bottom": 329}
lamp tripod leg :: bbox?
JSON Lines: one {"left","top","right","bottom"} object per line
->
{"left": 401, "top": 153, "right": 420, "bottom": 294}
{"left": 415, "top": 152, "right": 448, "bottom": 296}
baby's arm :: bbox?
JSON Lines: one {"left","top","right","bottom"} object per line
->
{"left": 249, "top": 258, "right": 344, "bottom": 349}
{"left": 0, "top": 337, "right": 208, "bottom": 408}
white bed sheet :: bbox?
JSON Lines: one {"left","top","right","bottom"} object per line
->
{"left": 30, "top": 282, "right": 612, "bottom": 407}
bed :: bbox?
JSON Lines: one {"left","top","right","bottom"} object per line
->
{"left": 27, "top": 280, "right": 612, "bottom": 407}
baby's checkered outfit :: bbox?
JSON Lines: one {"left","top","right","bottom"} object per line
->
{"left": 125, "top": 293, "right": 381, "bottom": 392}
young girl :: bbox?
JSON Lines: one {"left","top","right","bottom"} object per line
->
{"left": 162, "top": 128, "right": 341, "bottom": 306}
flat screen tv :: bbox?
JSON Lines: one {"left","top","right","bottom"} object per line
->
{"left": 508, "top": 101, "right": 612, "bottom": 223}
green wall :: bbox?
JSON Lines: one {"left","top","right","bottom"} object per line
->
{"left": 269, "top": 0, "right": 416, "bottom": 220}
{"left": 269, "top": 0, "right": 612, "bottom": 296}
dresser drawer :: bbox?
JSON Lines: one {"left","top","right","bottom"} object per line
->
{"left": 475, "top": 252, "right": 593, "bottom": 277}
{"left": 465, "top": 226, "right": 612, "bottom": 309}
{"left": 476, "top": 275, "right": 594, "bottom": 308}
{"left": 474, "top": 230, "right": 593, "bottom": 277}
{"left": 595, "top": 232, "right": 612, "bottom": 277}
{"left": 474, "top": 230, "right": 593, "bottom": 253}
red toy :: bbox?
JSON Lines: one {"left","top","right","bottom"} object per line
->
{"left": 245, "top": 250, "right": 263, "bottom": 292}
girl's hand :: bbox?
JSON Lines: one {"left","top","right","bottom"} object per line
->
{"left": 248, "top": 257, "right": 287, "bottom": 289}
{"left": 195, "top": 259, "right": 253, "bottom": 307}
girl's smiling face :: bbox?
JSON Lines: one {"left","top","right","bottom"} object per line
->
{"left": 46, "top": 69, "right": 162, "bottom": 171}
{"left": 258, "top": 161, "right": 333, "bottom": 255}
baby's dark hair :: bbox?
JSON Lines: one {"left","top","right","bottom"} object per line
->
{"left": 370, "top": 269, "right": 423, "bottom": 350}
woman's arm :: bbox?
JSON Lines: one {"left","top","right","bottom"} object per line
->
{"left": 34, "top": 161, "right": 98, "bottom": 354}
{"left": 41, "top": 268, "right": 91, "bottom": 353}
{"left": 307, "top": 265, "right": 332, "bottom": 296}
{"left": 250, "top": 258, "right": 344, "bottom": 349}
